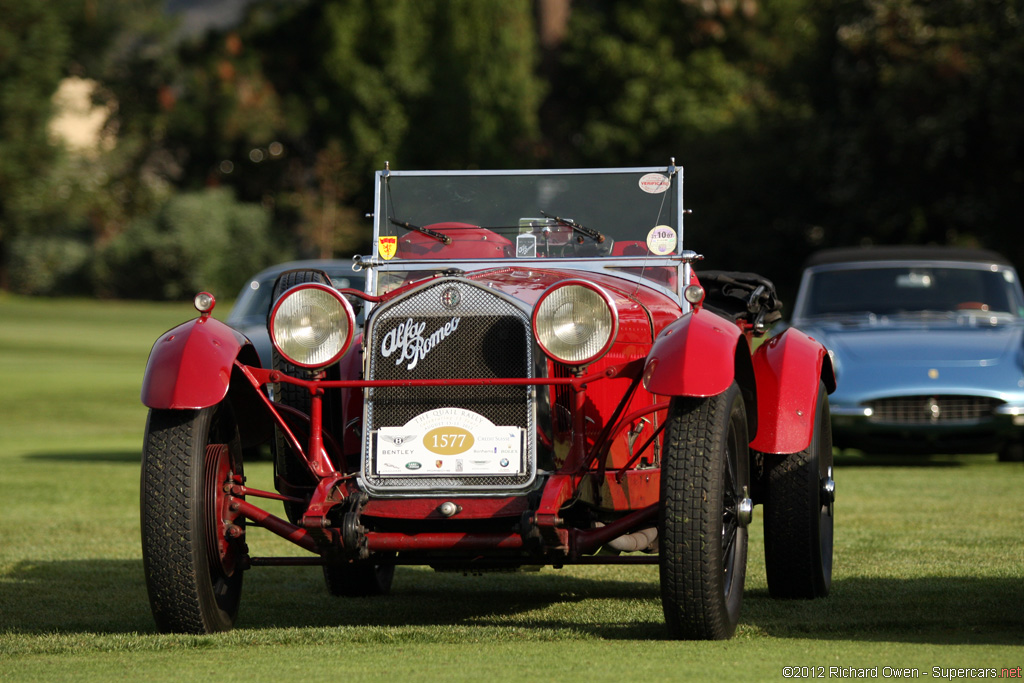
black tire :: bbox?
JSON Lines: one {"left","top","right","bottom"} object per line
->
{"left": 763, "top": 380, "right": 834, "bottom": 599}
{"left": 270, "top": 269, "right": 336, "bottom": 523}
{"left": 997, "top": 442, "right": 1023, "bottom": 462}
{"left": 141, "top": 404, "right": 246, "bottom": 633}
{"left": 323, "top": 560, "right": 396, "bottom": 597}
{"left": 660, "top": 381, "right": 750, "bottom": 640}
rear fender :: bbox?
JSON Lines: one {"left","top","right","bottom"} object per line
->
{"left": 141, "top": 316, "right": 256, "bottom": 410}
{"left": 750, "top": 328, "right": 835, "bottom": 454}
{"left": 642, "top": 310, "right": 744, "bottom": 398}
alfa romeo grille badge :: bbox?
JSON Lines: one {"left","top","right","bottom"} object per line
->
{"left": 440, "top": 287, "right": 461, "bottom": 309}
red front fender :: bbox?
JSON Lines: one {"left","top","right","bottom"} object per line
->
{"left": 141, "top": 316, "right": 256, "bottom": 410}
{"left": 749, "top": 328, "right": 835, "bottom": 454}
{"left": 642, "top": 309, "right": 744, "bottom": 398}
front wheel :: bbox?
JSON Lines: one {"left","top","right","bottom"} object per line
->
{"left": 660, "top": 382, "right": 752, "bottom": 640}
{"left": 141, "top": 403, "right": 246, "bottom": 633}
{"left": 763, "top": 380, "right": 834, "bottom": 599}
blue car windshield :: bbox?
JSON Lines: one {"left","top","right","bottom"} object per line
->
{"left": 802, "top": 265, "right": 1024, "bottom": 318}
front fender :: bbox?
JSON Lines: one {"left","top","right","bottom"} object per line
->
{"left": 642, "top": 309, "right": 743, "bottom": 397}
{"left": 141, "top": 316, "right": 255, "bottom": 409}
{"left": 750, "top": 328, "right": 835, "bottom": 454}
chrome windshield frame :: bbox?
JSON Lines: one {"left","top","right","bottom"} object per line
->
{"left": 360, "top": 163, "right": 693, "bottom": 309}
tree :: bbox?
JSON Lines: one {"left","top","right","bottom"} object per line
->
{"left": 157, "top": 0, "right": 544, "bottom": 258}
{"left": 820, "top": 0, "right": 1024, "bottom": 264}
{"left": 0, "top": 3, "right": 70, "bottom": 289}
{"left": 545, "top": 0, "right": 828, "bottom": 298}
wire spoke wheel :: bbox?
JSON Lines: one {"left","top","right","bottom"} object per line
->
{"left": 141, "top": 403, "right": 246, "bottom": 633}
{"left": 764, "top": 380, "right": 834, "bottom": 599}
{"left": 660, "top": 381, "right": 750, "bottom": 640}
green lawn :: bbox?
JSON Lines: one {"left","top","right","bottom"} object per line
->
{"left": 1, "top": 293, "right": 1021, "bottom": 681}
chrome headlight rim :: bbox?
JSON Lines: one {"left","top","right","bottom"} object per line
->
{"left": 269, "top": 283, "right": 355, "bottom": 368}
{"left": 532, "top": 279, "right": 618, "bottom": 367}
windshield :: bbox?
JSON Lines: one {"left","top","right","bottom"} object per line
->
{"left": 373, "top": 167, "right": 682, "bottom": 261}
{"left": 798, "top": 264, "right": 1024, "bottom": 320}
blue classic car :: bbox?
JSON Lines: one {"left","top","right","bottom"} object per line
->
{"left": 792, "top": 246, "right": 1024, "bottom": 461}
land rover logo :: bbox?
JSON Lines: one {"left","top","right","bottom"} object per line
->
{"left": 440, "top": 287, "right": 461, "bottom": 309}
{"left": 405, "top": 461, "right": 422, "bottom": 470}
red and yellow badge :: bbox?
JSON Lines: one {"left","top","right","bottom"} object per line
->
{"left": 378, "top": 236, "right": 398, "bottom": 260}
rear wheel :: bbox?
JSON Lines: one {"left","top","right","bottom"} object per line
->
{"left": 660, "top": 382, "right": 751, "bottom": 640}
{"left": 141, "top": 403, "right": 246, "bottom": 633}
{"left": 763, "top": 381, "right": 834, "bottom": 598}
{"left": 323, "top": 559, "right": 396, "bottom": 597}
{"left": 997, "top": 442, "right": 1023, "bottom": 462}
{"left": 270, "top": 269, "right": 337, "bottom": 523}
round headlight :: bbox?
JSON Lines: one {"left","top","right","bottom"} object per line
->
{"left": 683, "top": 284, "right": 705, "bottom": 306}
{"left": 270, "top": 284, "right": 354, "bottom": 368}
{"left": 193, "top": 291, "right": 216, "bottom": 314}
{"left": 533, "top": 281, "right": 617, "bottom": 365}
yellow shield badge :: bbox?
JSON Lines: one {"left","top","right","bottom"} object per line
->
{"left": 378, "top": 236, "right": 398, "bottom": 260}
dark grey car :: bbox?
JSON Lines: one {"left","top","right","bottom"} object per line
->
{"left": 225, "top": 259, "right": 366, "bottom": 367}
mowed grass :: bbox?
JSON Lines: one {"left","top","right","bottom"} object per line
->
{"left": 1, "top": 293, "right": 1022, "bottom": 681}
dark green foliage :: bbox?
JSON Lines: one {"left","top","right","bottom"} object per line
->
{"left": 3, "top": 0, "right": 1024, "bottom": 300}
{"left": 6, "top": 236, "right": 92, "bottom": 296}
{"left": 94, "top": 188, "right": 280, "bottom": 300}
{"left": 823, "top": 0, "right": 1024, "bottom": 260}
{"left": 0, "top": 2, "right": 71, "bottom": 288}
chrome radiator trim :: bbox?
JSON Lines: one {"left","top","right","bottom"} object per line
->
{"left": 359, "top": 278, "right": 538, "bottom": 494}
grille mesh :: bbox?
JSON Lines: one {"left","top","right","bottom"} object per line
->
{"left": 866, "top": 395, "right": 1002, "bottom": 425}
{"left": 363, "top": 279, "right": 535, "bottom": 491}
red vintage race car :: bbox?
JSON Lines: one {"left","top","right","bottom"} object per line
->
{"left": 140, "top": 162, "right": 836, "bottom": 638}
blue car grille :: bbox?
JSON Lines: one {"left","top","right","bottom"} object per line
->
{"left": 866, "top": 395, "right": 1003, "bottom": 425}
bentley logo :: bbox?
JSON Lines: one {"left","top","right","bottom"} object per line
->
{"left": 380, "top": 316, "right": 462, "bottom": 371}
{"left": 380, "top": 433, "right": 418, "bottom": 446}
{"left": 440, "top": 287, "right": 461, "bottom": 309}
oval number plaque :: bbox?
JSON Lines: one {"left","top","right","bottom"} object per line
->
{"left": 423, "top": 426, "right": 475, "bottom": 455}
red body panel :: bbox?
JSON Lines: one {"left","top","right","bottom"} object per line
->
{"left": 749, "top": 328, "right": 835, "bottom": 454}
{"left": 641, "top": 308, "right": 744, "bottom": 398}
{"left": 397, "top": 223, "right": 513, "bottom": 259}
{"left": 141, "top": 316, "right": 252, "bottom": 409}
{"left": 453, "top": 267, "right": 681, "bottom": 479}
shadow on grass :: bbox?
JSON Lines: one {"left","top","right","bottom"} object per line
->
{"left": 0, "top": 558, "right": 663, "bottom": 639}
{"left": 742, "top": 577, "right": 1024, "bottom": 645}
{"left": 23, "top": 446, "right": 276, "bottom": 463}
{"left": 2, "top": 558, "right": 1021, "bottom": 644}
{"left": 23, "top": 450, "right": 141, "bottom": 463}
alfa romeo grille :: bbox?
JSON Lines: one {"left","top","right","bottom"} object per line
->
{"left": 866, "top": 395, "right": 1002, "bottom": 425}
{"left": 362, "top": 279, "right": 536, "bottom": 493}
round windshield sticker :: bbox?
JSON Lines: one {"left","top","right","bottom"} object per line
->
{"left": 638, "top": 173, "right": 671, "bottom": 194}
{"left": 647, "top": 225, "right": 676, "bottom": 255}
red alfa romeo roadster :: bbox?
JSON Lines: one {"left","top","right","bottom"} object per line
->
{"left": 140, "top": 162, "right": 835, "bottom": 638}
